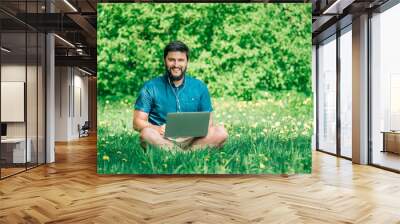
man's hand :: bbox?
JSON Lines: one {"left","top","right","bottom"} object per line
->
{"left": 149, "top": 124, "right": 166, "bottom": 136}
{"left": 133, "top": 110, "right": 167, "bottom": 136}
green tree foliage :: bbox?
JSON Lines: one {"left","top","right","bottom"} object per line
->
{"left": 97, "top": 3, "right": 312, "bottom": 100}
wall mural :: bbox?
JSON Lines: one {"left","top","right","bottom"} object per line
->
{"left": 97, "top": 3, "right": 312, "bottom": 174}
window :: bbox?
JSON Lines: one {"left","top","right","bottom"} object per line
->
{"left": 340, "top": 26, "right": 352, "bottom": 158}
{"left": 317, "top": 35, "right": 337, "bottom": 154}
{"left": 371, "top": 2, "right": 400, "bottom": 171}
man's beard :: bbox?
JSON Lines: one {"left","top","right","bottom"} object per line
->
{"left": 166, "top": 66, "right": 186, "bottom": 82}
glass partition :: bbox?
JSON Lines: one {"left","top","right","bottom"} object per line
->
{"left": 317, "top": 35, "right": 337, "bottom": 154}
{"left": 0, "top": 1, "right": 46, "bottom": 179}
{"left": 1, "top": 30, "right": 28, "bottom": 177}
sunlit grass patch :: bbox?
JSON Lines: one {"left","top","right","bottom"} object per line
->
{"left": 97, "top": 91, "right": 312, "bottom": 174}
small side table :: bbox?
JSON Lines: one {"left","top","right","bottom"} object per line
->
{"left": 381, "top": 131, "right": 400, "bottom": 154}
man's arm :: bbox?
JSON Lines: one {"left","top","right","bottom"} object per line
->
{"left": 133, "top": 110, "right": 150, "bottom": 131}
{"left": 133, "top": 110, "right": 165, "bottom": 135}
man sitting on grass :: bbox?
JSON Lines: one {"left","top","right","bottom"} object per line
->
{"left": 133, "top": 41, "right": 228, "bottom": 150}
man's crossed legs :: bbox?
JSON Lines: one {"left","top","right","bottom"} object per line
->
{"left": 140, "top": 125, "right": 228, "bottom": 150}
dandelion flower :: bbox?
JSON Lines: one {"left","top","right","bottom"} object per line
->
{"left": 102, "top": 155, "right": 110, "bottom": 161}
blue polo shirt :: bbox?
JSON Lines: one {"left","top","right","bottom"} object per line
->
{"left": 134, "top": 74, "right": 213, "bottom": 126}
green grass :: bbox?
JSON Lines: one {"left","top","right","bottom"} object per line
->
{"left": 97, "top": 91, "right": 313, "bottom": 174}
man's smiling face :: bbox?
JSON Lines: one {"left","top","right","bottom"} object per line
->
{"left": 164, "top": 51, "right": 188, "bottom": 81}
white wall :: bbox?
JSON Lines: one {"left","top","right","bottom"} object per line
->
{"left": 1, "top": 64, "right": 26, "bottom": 138}
{"left": 55, "top": 67, "right": 89, "bottom": 141}
{"left": 55, "top": 66, "right": 69, "bottom": 141}
{"left": 1, "top": 64, "right": 26, "bottom": 81}
{"left": 72, "top": 72, "right": 89, "bottom": 138}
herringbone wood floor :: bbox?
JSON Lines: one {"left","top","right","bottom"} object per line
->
{"left": 1, "top": 135, "right": 400, "bottom": 224}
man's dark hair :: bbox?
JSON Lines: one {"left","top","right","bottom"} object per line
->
{"left": 163, "top": 41, "right": 189, "bottom": 60}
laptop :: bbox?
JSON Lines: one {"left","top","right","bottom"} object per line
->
{"left": 164, "top": 112, "right": 210, "bottom": 138}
